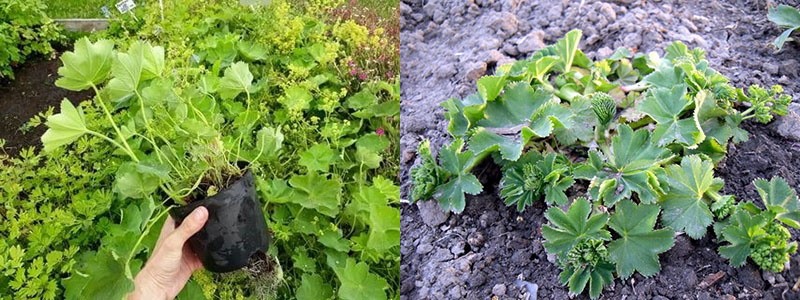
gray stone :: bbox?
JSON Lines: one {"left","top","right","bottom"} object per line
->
{"left": 763, "top": 62, "right": 780, "bottom": 75}
{"left": 465, "top": 61, "right": 487, "bottom": 81}
{"left": 467, "top": 231, "right": 485, "bottom": 249}
{"left": 517, "top": 30, "right": 546, "bottom": 54}
{"left": 599, "top": 2, "right": 616, "bottom": 21}
{"left": 776, "top": 103, "right": 800, "bottom": 141}
{"left": 492, "top": 283, "right": 507, "bottom": 296}
{"left": 417, "top": 200, "right": 449, "bottom": 227}
{"left": 763, "top": 272, "right": 776, "bottom": 285}
{"left": 416, "top": 243, "right": 434, "bottom": 255}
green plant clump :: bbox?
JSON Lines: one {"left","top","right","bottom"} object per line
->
{"left": 0, "top": 0, "right": 64, "bottom": 79}
{"left": 0, "top": 0, "right": 400, "bottom": 299}
{"left": 410, "top": 30, "right": 799, "bottom": 299}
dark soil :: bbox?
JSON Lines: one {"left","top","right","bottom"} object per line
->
{"left": 0, "top": 57, "right": 94, "bottom": 156}
{"left": 400, "top": 0, "right": 800, "bottom": 299}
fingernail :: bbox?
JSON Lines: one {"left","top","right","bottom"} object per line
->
{"left": 193, "top": 207, "right": 208, "bottom": 221}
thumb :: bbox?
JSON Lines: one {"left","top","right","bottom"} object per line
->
{"left": 169, "top": 206, "right": 209, "bottom": 245}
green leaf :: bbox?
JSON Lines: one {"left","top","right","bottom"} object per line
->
{"left": 288, "top": 172, "right": 342, "bottom": 217}
{"left": 298, "top": 144, "right": 337, "bottom": 172}
{"left": 56, "top": 37, "right": 114, "bottom": 91}
{"left": 755, "top": 177, "right": 800, "bottom": 228}
{"left": 477, "top": 75, "right": 506, "bottom": 101}
{"left": 575, "top": 125, "right": 672, "bottom": 206}
{"left": 255, "top": 126, "right": 284, "bottom": 160}
{"left": 541, "top": 198, "right": 611, "bottom": 258}
{"left": 105, "top": 41, "right": 165, "bottom": 104}
{"left": 500, "top": 151, "right": 574, "bottom": 211}
{"left": 478, "top": 82, "right": 550, "bottom": 128}
{"left": 660, "top": 155, "right": 718, "bottom": 239}
{"left": 334, "top": 259, "right": 388, "bottom": 300}
{"left": 281, "top": 85, "right": 313, "bottom": 112}
{"left": 441, "top": 98, "right": 471, "bottom": 137}
{"left": 638, "top": 85, "right": 704, "bottom": 146}
{"left": 719, "top": 208, "right": 767, "bottom": 266}
{"left": 113, "top": 162, "right": 161, "bottom": 200}
{"left": 432, "top": 139, "right": 483, "bottom": 213}
{"left": 540, "top": 97, "right": 595, "bottom": 145}
{"left": 769, "top": 5, "right": 800, "bottom": 27}
{"left": 468, "top": 128, "right": 523, "bottom": 161}
{"left": 607, "top": 200, "right": 674, "bottom": 278}
{"left": 237, "top": 40, "right": 269, "bottom": 61}
{"left": 367, "top": 202, "right": 400, "bottom": 252}
{"left": 297, "top": 274, "right": 334, "bottom": 300}
{"left": 643, "top": 65, "right": 684, "bottom": 89}
{"left": 41, "top": 100, "right": 89, "bottom": 152}
{"left": 774, "top": 26, "right": 800, "bottom": 50}
{"left": 62, "top": 250, "right": 137, "bottom": 300}
{"left": 218, "top": 61, "right": 254, "bottom": 100}
{"left": 555, "top": 29, "right": 582, "bottom": 73}
{"left": 346, "top": 90, "right": 377, "bottom": 110}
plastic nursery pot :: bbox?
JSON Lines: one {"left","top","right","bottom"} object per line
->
{"left": 170, "top": 171, "right": 270, "bottom": 273}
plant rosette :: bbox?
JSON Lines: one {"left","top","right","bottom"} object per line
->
{"left": 42, "top": 37, "right": 282, "bottom": 273}
{"left": 411, "top": 29, "right": 796, "bottom": 299}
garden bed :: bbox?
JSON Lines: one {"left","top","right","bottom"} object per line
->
{"left": 399, "top": 0, "right": 800, "bottom": 299}
{"left": 0, "top": 57, "right": 93, "bottom": 156}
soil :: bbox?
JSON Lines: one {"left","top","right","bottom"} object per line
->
{"left": 0, "top": 57, "right": 94, "bottom": 156}
{"left": 400, "top": 0, "right": 800, "bottom": 299}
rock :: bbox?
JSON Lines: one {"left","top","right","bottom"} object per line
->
{"left": 402, "top": 149, "right": 416, "bottom": 164}
{"left": 596, "top": 47, "right": 614, "bottom": 59}
{"left": 492, "top": 12, "right": 519, "bottom": 36}
{"left": 782, "top": 59, "right": 799, "bottom": 76}
{"left": 777, "top": 274, "right": 786, "bottom": 283}
{"left": 465, "top": 62, "right": 488, "bottom": 81}
{"left": 763, "top": 272, "right": 776, "bottom": 285}
{"left": 776, "top": 103, "right": 800, "bottom": 141}
{"left": 467, "top": 231, "right": 486, "bottom": 249}
{"left": 492, "top": 284, "right": 507, "bottom": 296}
{"left": 763, "top": 62, "right": 780, "bottom": 75}
{"left": 431, "top": 248, "right": 454, "bottom": 263}
{"left": 417, "top": 200, "right": 449, "bottom": 227}
{"left": 502, "top": 43, "right": 519, "bottom": 57}
{"left": 416, "top": 243, "right": 434, "bottom": 255}
{"left": 653, "top": 296, "right": 669, "bottom": 300}
{"left": 517, "top": 30, "right": 546, "bottom": 54}
{"left": 450, "top": 239, "right": 466, "bottom": 256}
{"left": 437, "top": 63, "right": 457, "bottom": 79}
{"left": 599, "top": 3, "right": 616, "bottom": 21}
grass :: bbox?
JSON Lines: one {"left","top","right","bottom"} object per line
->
{"left": 44, "top": 0, "right": 118, "bottom": 18}
{"left": 357, "top": 0, "right": 398, "bottom": 20}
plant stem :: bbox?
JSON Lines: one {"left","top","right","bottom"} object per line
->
{"left": 91, "top": 85, "right": 139, "bottom": 162}
{"left": 125, "top": 204, "right": 171, "bottom": 280}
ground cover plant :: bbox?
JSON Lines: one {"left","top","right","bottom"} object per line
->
{"left": 0, "top": 0, "right": 64, "bottom": 79}
{"left": 410, "top": 30, "right": 799, "bottom": 299}
{"left": 0, "top": 0, "right": 399, "bottom": 299}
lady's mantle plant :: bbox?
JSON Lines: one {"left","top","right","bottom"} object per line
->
{"left": 410, "top": 30, "right": 799, "bottom": 299}
{"left": 42, "top": 37, "right": 281, "bottom": 204}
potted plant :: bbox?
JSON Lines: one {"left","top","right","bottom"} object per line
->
{"left": 41, "top": 37, "right": 282, "bottom": 272}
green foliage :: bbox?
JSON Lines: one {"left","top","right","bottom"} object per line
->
{"left": 500, "top": 151, "right": 574, "bottom": 210}
{"left": 718, "top": 177, "right": 800, "bottom": 272}
{"left": 575, "top": 124, "right": 672, "bottom": 207}
{"left": 768, "top": 4, "right": 800, "bottom": 50}
{"left": 607, "top": 200, "right": 674, "bottom": 278}
{"left": 541, "top": 198, "right": 610, "bottom": 259}
{"left": 416, "top": 30, "right": 799, "bottom": 298}
{"left": 410, "top": 140, "right": 444, "bottom": 202}
{"left": 431, "top": 139, "right": 484, "bottom": 213}
{"left": 0, "top": 0, "right": 64, "bottom": 79}
{"left": 660, "top": 155, "right": 726, "bottom": 239}
{"left": 560, "top": 239, "right": 614, "bottom": 299}
{"left": 4, "top": 0, "right": 400, "bottom": 299}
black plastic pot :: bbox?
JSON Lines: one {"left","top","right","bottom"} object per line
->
{"left": 170, "top": 171, "right": 270, "bottom": 273}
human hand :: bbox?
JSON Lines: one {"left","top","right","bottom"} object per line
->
{"left": 129, "top": 206, "right": 209, "bottom": 300}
